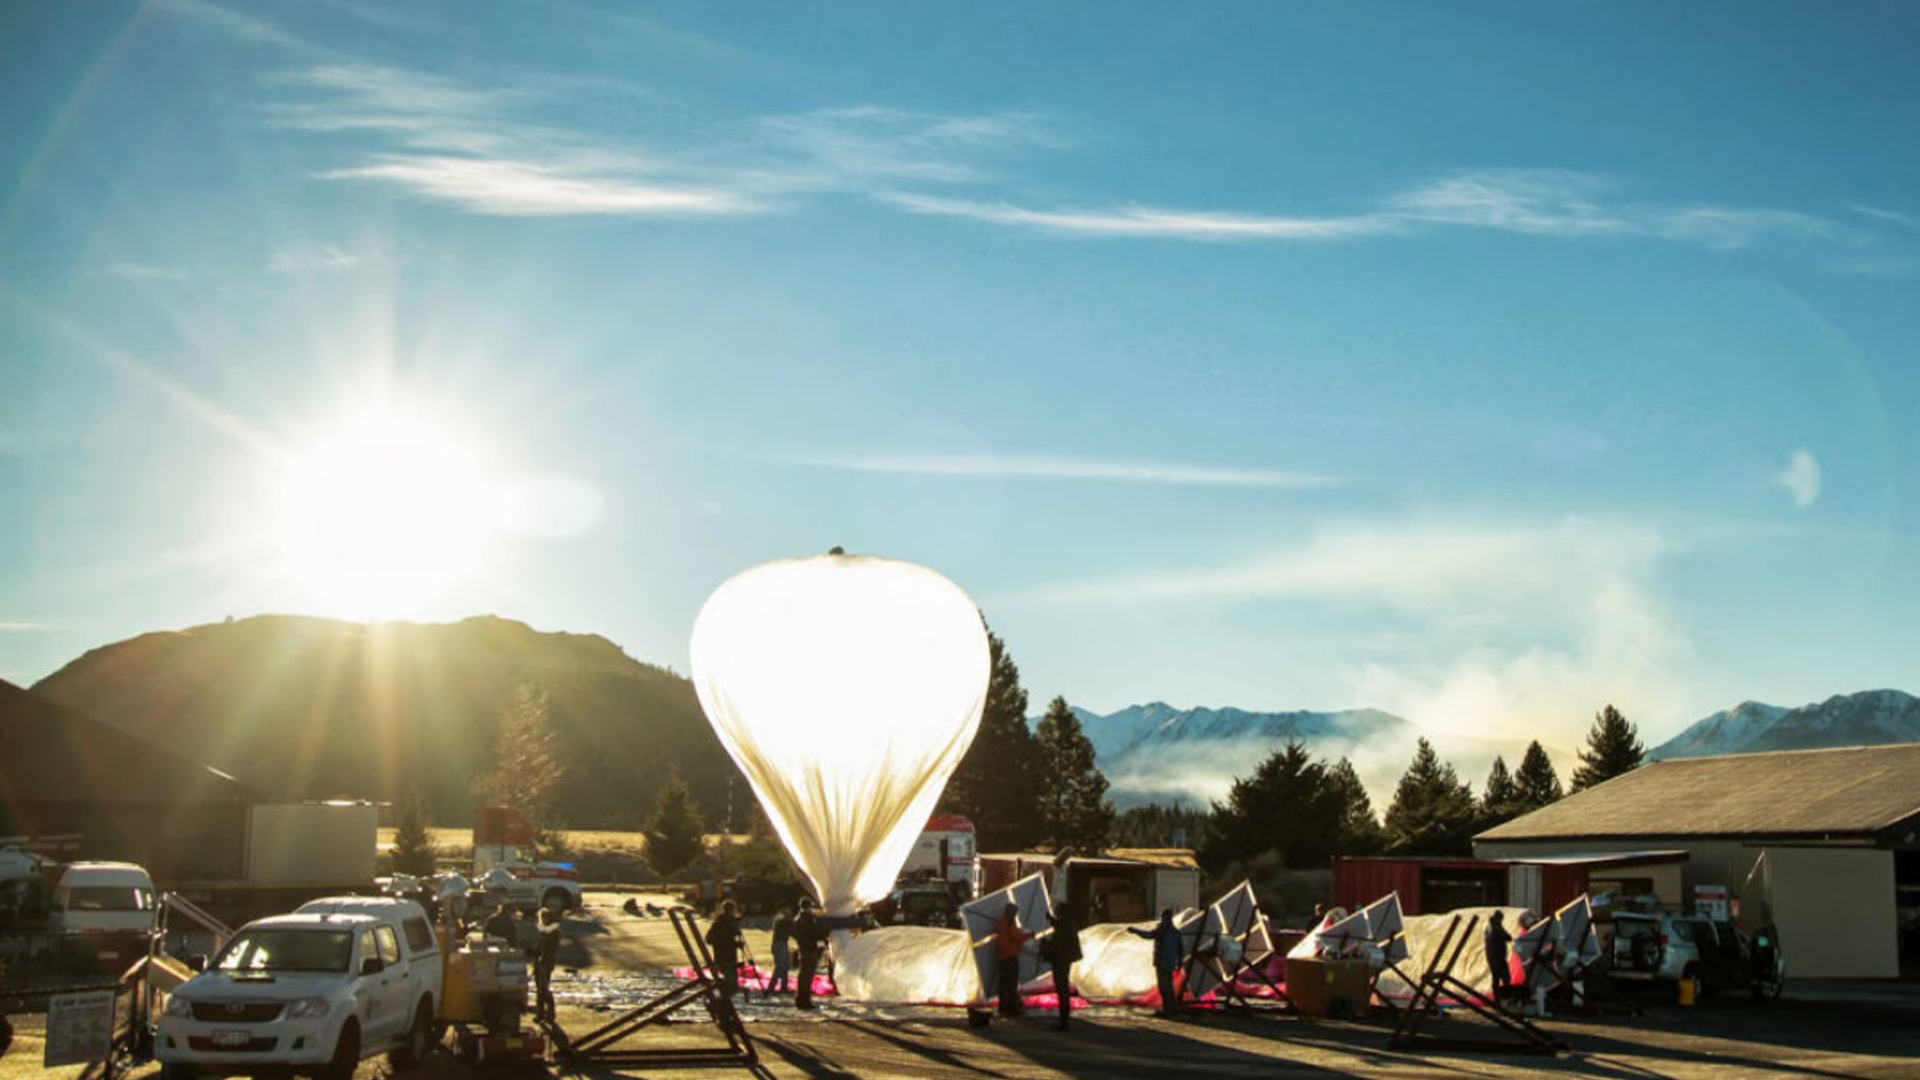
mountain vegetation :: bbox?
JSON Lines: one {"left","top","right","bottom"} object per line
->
{"left": 30, "top": 614, "right": 742, "bottom": 828}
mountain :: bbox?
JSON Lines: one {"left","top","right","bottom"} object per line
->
{"left": 31, "top": 614, "right": 742, "bottom": 829}
{"left": 1651, "top": 689, "right": 1920, "bottom": 760}
{"left": 1061, "top": 701, "right": 1524, "bottom": 810}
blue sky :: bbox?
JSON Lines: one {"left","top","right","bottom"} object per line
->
{"left": 3, "top": 0, "right": 1917, "bottom": 755}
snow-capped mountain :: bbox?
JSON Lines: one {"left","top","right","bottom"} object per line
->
{"left": 1054, "top": 701, "right": 1519, "bottom": 810}
{"left": 1650, "top": 689, "right": 1920, "bottom": 759}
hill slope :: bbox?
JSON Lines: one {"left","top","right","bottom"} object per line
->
{"left": 31, "top": 614, "right": 741, "bottom": 829}
{"left": 1651, "top": 689, "right": 1920, "bottom": 759}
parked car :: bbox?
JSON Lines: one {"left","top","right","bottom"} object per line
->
{"left": 869, "top": 884, "right": 961, "bottom": 928}
{"left": 1608, "top": 911, "right": 1785, "bottom": 1000}
{"left": 156, "top": 896, "right": 442, "bottom": 1079}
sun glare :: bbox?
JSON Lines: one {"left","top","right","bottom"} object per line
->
{"left": 277, "top": 415, "right": 495, "bottom": 617}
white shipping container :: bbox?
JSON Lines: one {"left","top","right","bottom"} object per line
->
{"left": 245, "top": 802, "right": 377, "bottom": 885}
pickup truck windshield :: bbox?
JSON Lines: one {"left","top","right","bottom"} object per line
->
{"left": 217, "top": 929, "right": 354, "bottom": 973}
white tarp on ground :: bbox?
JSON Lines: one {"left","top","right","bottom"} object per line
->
{"left": 834, "top": 926, "right": 979, "bottom": 1004}
{"left": 1375, "top": 906, "right": 1532, "bottom": 998}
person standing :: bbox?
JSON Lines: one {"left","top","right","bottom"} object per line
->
{"left": 1045, "top": 901, "right": 1083, "bottom": 1031}
{"left": 705, "top": 901, "right": 743, "bottom": 999}
{"left": 994, "top": 902, "right": 1033, "bottom": 1017}
{"left": 792, "top": 898, "right": 826, "bottom": 1010}
{"left": 1130, "top": 909, "right": 1185, "bottom": 1017}
{"left": 533, "top": 896, "right": 564, "bottom": 1021}
{"left": 769, "top": 905, "right": 794, "bottom": 993}
{"left": 1485, "top": 910, "right": 1513, "bottom": 1004}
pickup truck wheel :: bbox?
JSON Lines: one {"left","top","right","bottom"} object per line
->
{"left": 542, "top": 888, "right": 569, "bottom": 911}
{"left": 314, "top": 1020, "right": 358, "bottom": 1080}
{"left": 388, "top": 1000, "right": 435, "bottom": 1069}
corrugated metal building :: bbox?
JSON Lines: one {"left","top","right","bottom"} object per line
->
{"left": 1473, "top": 743, "right": 1920, "bottom": 978}
{"left": 1334, "top": 851, "right": 1687, "bottom": 916}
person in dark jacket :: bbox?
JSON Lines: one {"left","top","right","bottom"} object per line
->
{"left": 483, "top": 903, "right": 518, "bottom": 946}
{"left": 1130, "top": 909, "right": 1185, "bottom": 1017}
{"left": 769, "top": 905, "right": 794, "bottom": 993}
{"left": 994, "top": 903, "right": 1033, "bottom": 1017}
{"left": 705, "top": 901, "right": 743, "bottom": 998}
{"left": 1045, "top": 901, "right": 1083, "bottom": 1030}
{"left": 533, "top": 896, "right": 564, "bottom": 1020}
{"left": 1485, "top": 910, "right": 1513, "bottom": 1003}
{"left": 792, "top": 899, "right": 827, "bottom": 1009}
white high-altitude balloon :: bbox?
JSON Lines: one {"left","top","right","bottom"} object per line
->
{"left": 691, "top": 553, "right": 990, "bottom": 916}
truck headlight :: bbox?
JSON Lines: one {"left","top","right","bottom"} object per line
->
{"left": 286, "top": 998, "right": 332, "bottom": 1019}
{"left": 161, "top": 995, "right": 192, "bottom": 1018}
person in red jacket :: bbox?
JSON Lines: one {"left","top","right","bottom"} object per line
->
{"left": 994, "top": 903, "right": 1032, "bottom": 1017}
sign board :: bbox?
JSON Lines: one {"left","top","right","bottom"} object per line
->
{"left": 44, "top": 989, "right": 116, "bottom": 1067}
{"left": 1694, "top": 884, "right": 1731, "bottom": 921}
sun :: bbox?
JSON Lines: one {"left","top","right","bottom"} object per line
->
{"left": 276, "top": 414, "right": 495, "bottom": 617}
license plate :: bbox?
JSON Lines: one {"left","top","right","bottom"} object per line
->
{"left": 213, "top": 1030, "right": 251, "bottom": 1047}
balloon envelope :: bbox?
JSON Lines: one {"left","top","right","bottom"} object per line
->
{"left": 691, "top": 553, "right": 989, "bottom": 916}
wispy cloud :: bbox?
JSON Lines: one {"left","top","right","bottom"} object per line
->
{"left": 759, "top": 106, "right": 1059, "bottom": 186}
{"left": 153, "top": 0, "right": 305, "bottom": 49}
{"left": 106, "top": 262, "right": 194, "bottom": 282}
{"left": 888, "top": 169, "right": 1855, "bottom": 251}
{"left": 267, "top": 243, "right": 362, "bottom": 274}
{"left": 0, "top": 620, "right": 53, "bottom": 633}
{"left": 878, "top": 192, "right": 1395, "bottom": 241}
{"left": 1011, "top": 515, "right": 1671, "bottom": 611}
{"left": 1774, "top": 448, "right": 1821, "bottom": 509}
{"left": 789, "top": 452, "right": 1338, "bottom": 489}
{"left": 1851, "top": 205, "right": 1920, "bottom": 231}
{"left": 260, "top": 61, "right": 764, "bottom": 217}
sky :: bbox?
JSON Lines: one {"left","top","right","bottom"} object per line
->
{"left": 3, "top": 0, "right": 1917, "bottom": 755}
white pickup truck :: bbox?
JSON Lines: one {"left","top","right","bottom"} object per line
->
{"left": 155, "top": 896, "right": 441, "bottom": 1080}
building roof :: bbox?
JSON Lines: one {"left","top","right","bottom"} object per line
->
{"left": 0, "top": 678, "right": 259, "bottom": 806}
{"left": 1477, "top": 743, "right": 1920, "bottom": 843}
{"left": 979, "top": 847, "right": 1202, "bottom": 871}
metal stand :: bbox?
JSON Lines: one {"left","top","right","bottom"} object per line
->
{"left": 1387, "top": 914, "right": 1566, "bottom": 1055}
{"left": 545, "top": 907, "right": 758, "bottom": 1069}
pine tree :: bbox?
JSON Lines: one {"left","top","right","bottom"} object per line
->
{"left": 474, "top": 681, "right": 566, "bottom": 830}
{"left": 1480, "top": 756, "right": 1523, "bottom": 826}
{"left": 1571, "top": 705, "right": 1645, "bottom": 792}
{"left": 940, "top": 628, "right": 1044, "bottom": 850}
{"left": 1034, "top": 696, "right": 1115, "bottom": 852}
{"left": 642, "top": 770, "right": 707, "bottom": 878}
{"left": 1513, "top": 740, "right": 1564, "bottom": 809}
{"left": 1325, "top": 758, "right": 1387, "bottom": 856}
{"left": 389, "top": 793, "right": 437, "bottom": 876}
{"left": 1383, "top": 738, "right": 1479, "bottom": 855}
{"left": 1204, "top": 742, "right": 1342, "bottom": 869}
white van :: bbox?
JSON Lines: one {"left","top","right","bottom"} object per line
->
{"left": 48, "top": 861, "right": 157, "bottom": 935}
